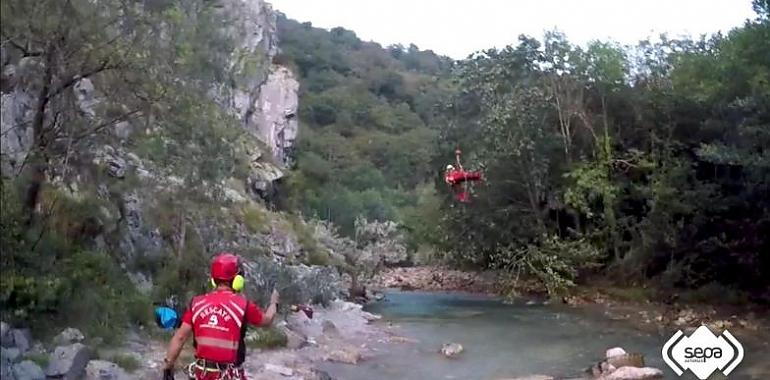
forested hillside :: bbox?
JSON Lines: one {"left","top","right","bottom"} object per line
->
{"left": 273, "top": 4, "right": 769, "bottom": 301}
{"left": 274, "top": 14, "right": 453, "bottom": 240}
{"left": 435, "top": 1, "right": 770, "bottom": 299}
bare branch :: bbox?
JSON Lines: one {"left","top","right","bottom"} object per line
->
{"left": 1, "top": 33, "right": 43, "bottom": 57}
{"left": 47, "top": 60, "right": 123, "bottom": 100}
{"left": 73, "top": 108, "right": 142, "bottom": 141}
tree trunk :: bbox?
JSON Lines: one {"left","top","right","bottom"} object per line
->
{"left": 24, "top": 48, "right": 55, "bottom": 224}
{"left": 176, "top": 213, "right": 186, "bottom": 260}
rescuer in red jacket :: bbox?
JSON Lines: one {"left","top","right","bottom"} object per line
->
{"left": 161, "top": 253, "right": 279, "bottom": 380}
{"left": 444, "top": 164, "right": 483, "bottom": 202}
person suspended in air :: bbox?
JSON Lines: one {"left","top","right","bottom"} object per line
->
{"left": 444, "top": 147, "right": 483, "bottom": 203}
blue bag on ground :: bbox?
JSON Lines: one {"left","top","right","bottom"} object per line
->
{"left": 154, "top": 306, "right": 180, "bottom": 330}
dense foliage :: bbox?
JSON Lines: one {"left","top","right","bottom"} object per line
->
{"left": 436, "top": 3, "right": 769, "bottom": 298}
{"left": 274, "top": 15, "right": 453, "bottom": 238}
{"left": 0, "top": 0, "right": 267, "bottom": 335}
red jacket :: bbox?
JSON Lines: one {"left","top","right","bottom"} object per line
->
{"left": 182, "top": 290, "right": 262, "bottom": 363}
{"left": 445, "top": 170, "right": 482, "bottom": 184}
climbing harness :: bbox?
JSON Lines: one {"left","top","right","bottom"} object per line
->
{"left": 186, "top": 360, "right": 245, "bottom": 380}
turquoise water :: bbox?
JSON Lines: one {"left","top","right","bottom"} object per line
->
{"left": 320, "top": 291, "right": 768, "bottom": 380}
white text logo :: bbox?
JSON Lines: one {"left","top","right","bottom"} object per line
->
{"left": 662, "top": 325, "right": 744, "bottom": 379}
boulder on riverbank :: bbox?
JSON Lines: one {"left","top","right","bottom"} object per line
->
{"left": 1, "top": 322, "right": 12, "bottom": 348}
{"left": 1, "top": 322, "right": 46, "bottom": 380}
{"left": 439, "top": 342, "right": 464, "bottom": 358}
{"left": 588, "top": 347, "right": 663, "bottom": 380}
{"left": 10, "top": 330, "right": 31, "bottom": 354}
{"left": 325, "top": 344, "right": 362, "bottom": 364}
{"left": 84, "top": 360, "right": 132, "bottom": 380}
{"left": 13, "top": 360, "right": 46, "bottom": 380}
{"left": 600, "top": 366, "right": 664, "bottom": 380}
{"left": 45, "top": 343, "right": 91, "bottom": 380}
{"left": 54, "top": 328, "right": 85, "bottom": 346}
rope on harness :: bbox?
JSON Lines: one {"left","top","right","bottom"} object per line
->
{"left": 186, "top": 360, "right": 241, "bottom": 380}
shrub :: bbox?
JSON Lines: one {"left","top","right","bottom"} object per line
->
{"left": 288, "top": 214, "right": 324, "bottom": 262}
{"left": 38, "top": 186, "right": 110, "bottom": 250}
{"left": 602, "top": 286, "right": 655, "bottom": 302}
{"left": 244, "top": 327, "right": 287, "bottom": 349}
{"left": 107, "top": 354, "right": 141, "bottom": 373}
{"left": 242, "top": 255, "right": 342, "bottom": 308}
{"left": 242, "top": 204, "right": 269, "bottom": 234}
{"left": 55, "top": 251, "right": 152, "bottom": 343}
{"left": 24, "top": 352, "right": 49, "bottom": 368}
{"left": 679, "top": 282, "right": 750, "bottom": 305}
{"left": 490, "top": 235, "right": 601, "bottom": 298}
{"left": 305, "top": 249, "right": 332, "bottom": 266}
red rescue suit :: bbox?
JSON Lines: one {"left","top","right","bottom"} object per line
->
{"left": 444, "top": 170, "right": 482, "bottom": 184}
{"left": 189, "top": 291, "right": 247, "bottom": 363}
{"left": 445, "top": 169, "right": 483, "bottom": 202}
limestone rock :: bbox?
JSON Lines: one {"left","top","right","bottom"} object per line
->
{"left": 1, "top": 353, "right": 15, "bottom": 380}
{"left": 606, "top": 353, "right": 644, "bottom": 369}
{"left": 440, "top": 342, "right": 464, "bottom": 358}
{"left": 12, "top": 360, "right": 45, "bottom": 380}
{"left": 223, "top": 186, "right": 248, "bottom": 203}
{"left": 360, "top": 311, "right": 381, "bottom": 323}
{"left": 606, "top": 347, "right": 627, "bottom": 358}
{"left": 279, "top": 326, "right": 307, "bottom": 350}
{"left": 119, "top": 191, "right": 163, "bottom": 260}
{"left": 0, "top": 322, "right": 11, "bottom": 347}
{"left": 0, "top": 90, "right": 34, "bottom": 176}
{"left": 73, "top": 78, "right": 98, "bottom": 118}
{"left": 1, "top": 347, "right": 23, "bottom": 380}
{"left": 600, "top": 366, "right": 664, "bottom": 380}
{"left": 309, "top": 369, "right": 334, "bottom": 380}
{"left": 252, "top": 65, "right": 299, "bottom": 165}
{"left": 325, "top": 345, "right": 361, "bottom": 365}
{"left": 264, "top": 221, "right": 301, "bottom": 259}
{"left": 10, "top": 330, "right": 31, "bottom": 353}
{"left": 53, "top": 328, "right": 85, "bottom": 346}
{"left": 45, "top": 343, "right": 91, "bottom": 380}
{"left": 127, "top": 271, "right": 153, "bottom": 295}
{"left": 84, "top": 360, "right": 132, "bottom": 380}
{"left": 263, "top": 363, "right": 293, "bottom": 376}
{"left": 1, "top": 347, "right": 21, "bottom": 363}
{"left": 321, "top": 320, "right": 339, "bottom": 337}
{"left": 209, "top": 1, "right": 294, "bottom": 167}
{"left": 107, "top": 156, "right": 126, "bottom": 178}
{"left": 248, "top": 161, "right": 284, "bottom": 197}
{"left": 388, "top": 335, "right": 418, "bottom": 344}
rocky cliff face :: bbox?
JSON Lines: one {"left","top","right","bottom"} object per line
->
{"left": 0, "top": 0, "right": 309, "bottom": 288}
{"left": 0, "top": 57, "right": 36, "bottom": 176}
{"left": 1, "top": 0, "right": 297, "bottom": 177}
{"left": 210, "top": 0, "right": 298, "bottom": 166}
{"left": 253, "top": 65, "right": 299, "bottom": 166}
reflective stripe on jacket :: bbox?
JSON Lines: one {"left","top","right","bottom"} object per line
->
{"left": 190, "top": 291, "right": 248, "bottom": 363}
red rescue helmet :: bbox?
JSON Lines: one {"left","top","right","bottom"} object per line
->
{"left": 210, "top": 253, "right": 239, "bottom": 281}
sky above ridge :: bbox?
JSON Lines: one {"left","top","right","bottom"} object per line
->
{"left": 268, "top": 0, "right": 757, "bottom": 59}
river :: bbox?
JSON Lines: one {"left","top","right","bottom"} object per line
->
{"left": 319, "top": 290, "right": 768, "bottom": 380}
